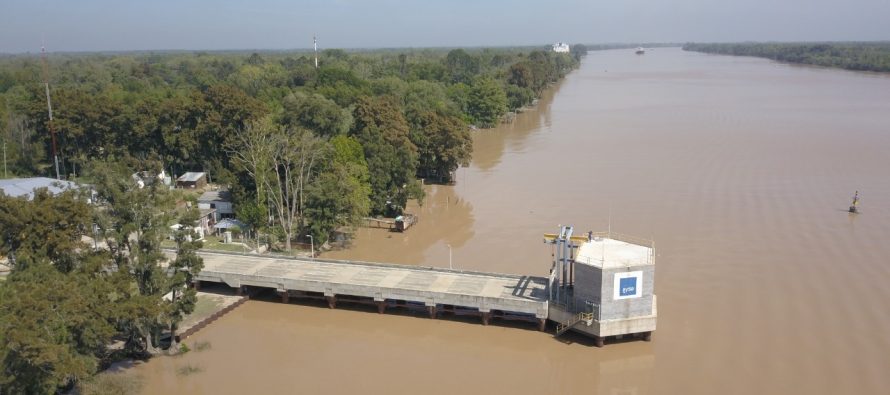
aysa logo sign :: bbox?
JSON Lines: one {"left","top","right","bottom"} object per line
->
{"left": 613, "top": 271, "right": 643, "bottom": 300}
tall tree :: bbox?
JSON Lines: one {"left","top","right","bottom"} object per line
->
{"left": 0, "top": 264, "right": 118, "bottom": 393}
{"left": 467, "top": 77, "right": 507, "bottom": 128}
{"left": 0, "top": 183, "right": 159, "bottom": 393}
{"left": 280, "top": 92, "right": 353, "bottom": 138}
{"left": 304, "top": 135, "right": 371, "bottom": 244}
{"left": 444, "top": 49, "right": 481, "bottom": 84}
{"left": 88, "top": 160, "right": 173, "bottom": 355}
{"left": 167, "top": 208, "right": 204, "bottom": 347}
{"left": 229, "top": 119, "right": 324, "bottom": 251}
{"left": 348, "top": 96, "right": 417, "bottom": 214}
{"left": 408, "top": 109, "right": 472, "bottom": 183}
{"left": 0, "top": 188, "right": 91, "bottom": 272}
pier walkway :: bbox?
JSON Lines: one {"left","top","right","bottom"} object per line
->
{"left": 193, "top": 251, "right": 550, "bottom": 328}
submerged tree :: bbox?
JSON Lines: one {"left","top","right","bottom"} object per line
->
{"left": 467, "top": 77, "right": 507, "bottom": 128}
{"left": 408, "top": 109, "right": 471, "bottom": 183}
{"left": 349, "top": 96, "right": 418, "bottom": 214}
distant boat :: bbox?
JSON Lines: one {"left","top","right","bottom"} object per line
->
{"left": 635, "top": 47, "right": 645, "bottom": 55}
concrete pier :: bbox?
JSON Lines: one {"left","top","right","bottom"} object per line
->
{"left": 184, "top": 228, "right": 658, "bottom": 347}
{"left": 193, "top": 251, "right": 550, "bottom": 326}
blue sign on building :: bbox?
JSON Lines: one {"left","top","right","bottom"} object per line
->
{"left": 619, "top": 277, "right": 637, "bottom": 297}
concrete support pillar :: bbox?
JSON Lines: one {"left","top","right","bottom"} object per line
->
{"left": 481, "top": 312, "right": 491, "bottom": 326}
{"left": 594, "top": 336, "right": 605, "bottom": 348}
{"left": 326, "top": 296, "right": 337, "bottom": 309}
{"left": 642, "top": 331, "right": 652, "bottom": 342}
{"left": 193, "top": 281, "right": 201, "bottom": 291}
{"left": 235, "top": 286, "right": 243, "bottom": 296}
{"left": 376, "top": 301, "right": 386, "bottom": 314}
{"left": 427, "top": 306, "right": 437, "bottom": 319}
{"left": 280, "top": 291, "right": 289, "bottom": 304}
{"left": 538, "top": 318, "right": 547, "bottom": 332}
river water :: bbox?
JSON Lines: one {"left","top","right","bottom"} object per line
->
{"left": 131, "top": 48, "right": 890, "bottom": 394}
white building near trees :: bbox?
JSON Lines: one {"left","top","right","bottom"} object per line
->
{"left": 552, "top": 42, "right": 570, "bottom": 53}
{"left": 198, "top": 190, "right": 233, "bottom": 221}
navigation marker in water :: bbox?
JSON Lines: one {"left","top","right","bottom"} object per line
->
{"left": 849, "top": 190, "right": 860, "bottom": 213}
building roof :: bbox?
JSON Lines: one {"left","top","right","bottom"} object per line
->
{"left": 198, "top": 190, "right": 232, "bottom": 202}
{"left": 0, "top": 177, "right": 80, "bottom": 200}
{"left": 214, "top": 218, "right": 247, "bottom": 230}
{"left": 177, "top": 172, "right": 206, "bottom": 182}
{"left": 575, "top": 237, "right": 653, "bottom": 269}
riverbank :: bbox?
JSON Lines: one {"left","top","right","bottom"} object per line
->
{"left": 175, "top": 287, "right": 247, "bottom": 342}
{"left": 74, "top": 286, "right": 246, "bottom": 394}
{"left": 683, "top": 42, "right": 890, "bottom": 73}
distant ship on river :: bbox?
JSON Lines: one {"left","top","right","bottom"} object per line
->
{"left": 635, "top": 47, "right": 646, "bottom": 55}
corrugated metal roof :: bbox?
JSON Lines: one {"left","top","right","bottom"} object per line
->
{"left": 0, "top": 177, "right": 80, "bottom": 200}
{"left": 198, "top": 190, "right": 232, "bottom": 202}
{"left": 177, "top": 172, "right": 206, "bottom": 182}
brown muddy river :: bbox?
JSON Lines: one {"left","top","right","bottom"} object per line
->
{"left": 131, "top": 48, "right": 890, "bottom": 394}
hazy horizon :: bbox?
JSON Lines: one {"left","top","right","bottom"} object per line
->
{"left": 2, "top": 0, "right": 889, "bottom": 53}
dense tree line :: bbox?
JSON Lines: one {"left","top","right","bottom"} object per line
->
{"left": 0, "top": 45, "right": 582, "bottom": 248}
{"left": 0, "top": 160, "right": 203, "bottom": 393}
{"left": 683, "top": 42, "right": 890, "bottom": 73}
{"left": 0, "top": 45, "right": 584, "bottom": 392}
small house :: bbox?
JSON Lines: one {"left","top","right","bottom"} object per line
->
{"left": 198, "top": 190, "right": 233, "bottom": 221}
{"left": 176, "top": 172, "right": 207, "bottom": 189}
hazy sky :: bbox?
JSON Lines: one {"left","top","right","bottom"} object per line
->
{"left": 2, "top": 0, "right": 889, "bottom": 52}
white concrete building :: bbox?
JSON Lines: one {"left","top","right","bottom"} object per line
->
{"left": 552, "top": 42, "right": 570, "bottom": 53}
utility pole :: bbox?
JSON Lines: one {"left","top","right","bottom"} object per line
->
{"left": 314, "top": 34, "right": 318, "bottom": 69}
{"left": 40, "top": 43, "right": 61, "bottom": 180}
{"left": 306, "top": 234, "right": 314, "bottom": 259}
{"left": 3, "top": 99, "right": 8, "bottom": 178}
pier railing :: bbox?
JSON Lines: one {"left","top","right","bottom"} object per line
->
{"left": 555, "top": 312, "right": 594, "bottom": 337}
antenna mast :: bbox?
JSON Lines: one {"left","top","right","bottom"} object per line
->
{"left": 40, "top": 44, "right": 61, "bottom": 180}
{"left": 314, "top": 34, "right": 318, "bottom": 69}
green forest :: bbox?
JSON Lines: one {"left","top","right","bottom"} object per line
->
{"left": 0, "top": 44, "right": 585, "bottom": 393}
{"left": 683, "top": 42, "right": 890, "bottom": 72}
{"left": 0, "top": 45, "right": 584, "bottom": 246}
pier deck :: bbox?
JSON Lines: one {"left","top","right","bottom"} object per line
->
{"left": 194, "top": 252, "right": 549, "bottom": 322}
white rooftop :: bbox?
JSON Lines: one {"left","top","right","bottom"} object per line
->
{"left": 0, "top": 177, "right": 79, "bottom": 200}
{"left": 575, "top": 237, "right": 653, "bottom": 269}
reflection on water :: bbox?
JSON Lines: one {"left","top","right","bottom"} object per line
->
{"left": 130, "top": 48, "right": 890, "bottom": 394}
{"left": 324, "top": 184, "right": 475, "bottom": 266}
{"left": 472, "top": 82, "right": 561, "bottom": 172}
